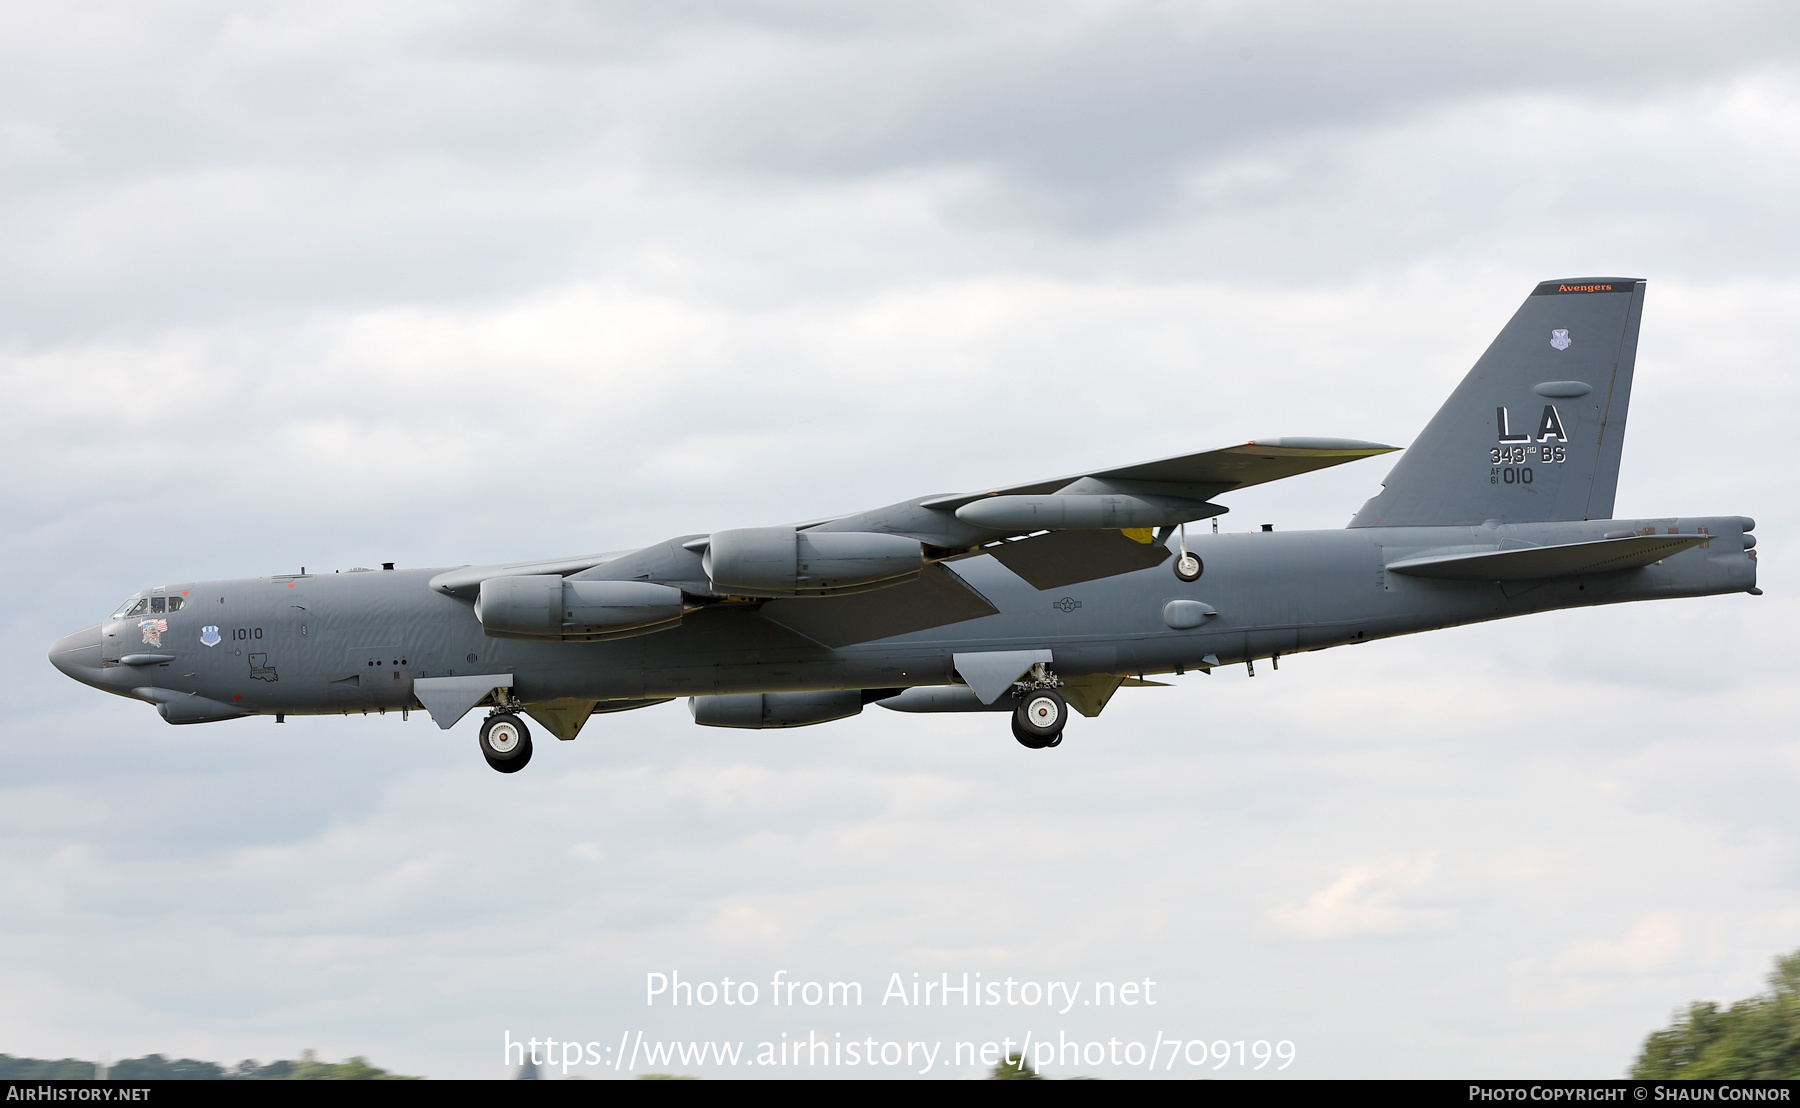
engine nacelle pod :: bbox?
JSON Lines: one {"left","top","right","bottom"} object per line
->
{"left": 957, "top": 493, "right": 1223, "bottom": 531}
{"left": 703, "top": 528, "right": 921, "bottom": 597}
{"left": 873, "top": 687, "right": 1015, "bottom": 713}
{"left": 476, "top": 576, "right": 684, "bottom": 638}
{"left": 689, "top": 691, "right": 865, "bottom": 729}
{"left": 475, "top": 575, "right": 561, "bottom": 636}
{"left": 563, "top": 580, "right": 686, "bottom": 634}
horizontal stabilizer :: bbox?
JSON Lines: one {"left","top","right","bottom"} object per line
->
{"left": 1386, "top": 534, "right": 1709, "bottom": 581}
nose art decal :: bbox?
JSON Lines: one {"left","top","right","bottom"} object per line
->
{"left": 138, "top": 618, "right": 168, "bottom": 647}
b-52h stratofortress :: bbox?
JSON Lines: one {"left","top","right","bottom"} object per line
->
{"left": 51, "top": 279, "right": 1760, "bottom": 771}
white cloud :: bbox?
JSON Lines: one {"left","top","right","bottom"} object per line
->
{"left": 1270, "top": 856, "right": 1455, "bottom": 940}
{"left": 1557, "top": 915, "right": 1686, "bottom": 976}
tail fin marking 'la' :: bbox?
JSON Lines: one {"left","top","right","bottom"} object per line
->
{"left": 1349, "top": 278, "right": 1646, "bottom": 528}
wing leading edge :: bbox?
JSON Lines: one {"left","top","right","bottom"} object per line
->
{"left": 917, "top": 438, "right": 1398, "bottom": 514}
{"left": 802, "top": 437, "right": 1398, "bottom": 550}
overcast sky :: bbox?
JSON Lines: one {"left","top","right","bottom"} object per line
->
{"left": 5, "top": 0, "right": 1799, "bottom": 1079}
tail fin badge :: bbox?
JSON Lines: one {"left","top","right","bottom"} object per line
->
{"left": 1550, "top": 329, "right": 1572, "bottom": 350}
{"left": 1497, "top": 405, "right": 1568, "bottom": 444}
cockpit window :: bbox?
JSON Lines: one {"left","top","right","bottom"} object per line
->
{"left": 111, "top": 593, "right": 184, "bottom": 619}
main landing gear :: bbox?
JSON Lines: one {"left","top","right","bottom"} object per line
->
{"left": 480, "top": 711, "right": 533, "bottom": 773}
{"left": 1010, "top": 659, "right": 1069, "bottom": 750}
{"left": 1012, "top": 689, "right": 1068, "bottom": 749}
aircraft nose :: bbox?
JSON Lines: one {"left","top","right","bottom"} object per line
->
{"left": 48, "top": 624, "right": 105, "bottom": 687}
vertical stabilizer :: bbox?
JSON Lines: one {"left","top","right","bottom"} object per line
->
{"left": 1349, "top": 278, "right": 1645, "bottom": 528}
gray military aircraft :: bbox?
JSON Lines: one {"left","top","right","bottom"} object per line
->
{"left": 49, "top": 279, "right": 1759, "bottom": 771}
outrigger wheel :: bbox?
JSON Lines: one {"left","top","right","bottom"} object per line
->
{"left": 1012, "top": 689, "right": 1068, "bottom": 750}
{"left": 479, "top": 712, "right": 533, "bottom": 773}
{"left": 1173, "top": 521, "right": 1203, "bottom": 582}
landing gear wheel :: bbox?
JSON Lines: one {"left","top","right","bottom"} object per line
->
{"left": 1012, "top": 690, "right": 1067, "bottom": 749}
{"left": 1012, "top": 714, "right": 1051, "bottom": 749}
{"left": 1174, "top": 552, "right": 1203, "bottom": 582}
{"left": 479, "top": 713, "right": 533, "bottom": 774}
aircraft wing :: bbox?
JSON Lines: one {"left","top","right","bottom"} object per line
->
{"left": 915, "top": 438, "right": 1398, "bottom": 515}
{"left": 425, "top": 437, "right": 1397, "bottom": 646}
{"left": 765, "top": 437, "right": 1398, "bottom": 602}
{"left": 757, "top": 562, "right": 1000, "bottom": 648}
{"left": 961, "top": 529, "right": 1174, "bottom": 591}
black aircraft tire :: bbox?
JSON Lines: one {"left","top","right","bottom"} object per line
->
{"left": 1011, "top": 714, "right": 1050, "bottom": 750}
{"left": 480, "top": 713, "right": 533, "bottom": 772}
{"left": 484, "top": 736, "right": 533, "bottom": 774}
{"left": 1014, "top": 690, "right": 1068, "bottom": 740}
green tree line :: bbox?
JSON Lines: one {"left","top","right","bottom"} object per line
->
{"left": 0, "top": 1048, "right": 415, "bottom": 1080}
{"left": 1633, "top": 948, "right": 1800, "bottom": 1078}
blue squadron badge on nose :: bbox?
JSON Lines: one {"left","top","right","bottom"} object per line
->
{"left": 200, "top": 625, "right": 221, "bottom": 647}
{"left": 1550, "top": 329, "right": 1572, "bottom": 350}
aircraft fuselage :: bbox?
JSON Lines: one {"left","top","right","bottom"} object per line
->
{"left": 49, "top": 515, "right": 1757, "bottom": 723}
